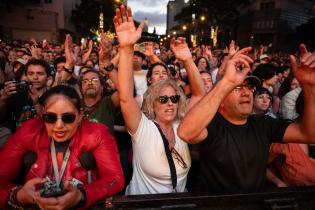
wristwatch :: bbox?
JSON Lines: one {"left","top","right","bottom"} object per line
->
{"left": 105, "top": 63, "right": 115, "bottom": 72}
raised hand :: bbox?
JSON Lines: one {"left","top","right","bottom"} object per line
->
{"left": 64, "top": 34, "right": 75, "bottom": 68}
{"left": 99, "top": 33, "right": 112, "bottom": 62}
{"left": 143, "top": 42, "right": 154, "bottom": 57}
{"left": 113, "top": 5, "right": 144, "bottom": 48}
{"left": 222, "top": 47, "right": 253, "bottom": 88}
{"left": 170, "top": 37, "right": 192, "bottom": 62}
{"left": 228, "top": 40, "right": 239, "bottom": 58}
{"left": 290, "top": 44, "right": 315, "bottom": 87}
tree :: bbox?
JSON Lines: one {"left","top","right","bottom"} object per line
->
{"left": 71, "top": 0, "right": 116, "bottom": 37}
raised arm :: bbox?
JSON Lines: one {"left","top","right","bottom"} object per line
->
{"left": 114, "top": 5, "right": 144, "bottom": 134}
{"left": 143, "top": 42, "right": 161, "bottom": 64}
{"left": 82, "top": 40, "right": 93, "bottom": 64}
{"left": 170, "top": 37, "right": 205, "bottom": 111}
{"left": 98, "top": 33, "right": 120, "bottom": 107}
{"left": 283, "top": 44, "right": 315, "bottom": 143}
{"left": 177, "top": 47, "right": 253, "bottom": 143}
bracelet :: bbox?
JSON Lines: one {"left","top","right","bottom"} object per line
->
{"left": 7, "top": 186, "right": 23, "bottom": 209}
{"left": 63, "top": 66, "right": 74, "bottom": 74}
{"left": 76, "top": 187, "right": 87, "bottom": 207}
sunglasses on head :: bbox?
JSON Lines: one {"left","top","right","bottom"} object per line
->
{"left": 42, "top": 113, "right": 76, "bottom": 124}
{"left": 157, "top": 95, "right": 180, "bottom": 104}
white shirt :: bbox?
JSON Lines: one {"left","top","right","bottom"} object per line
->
{"left": 125, "top": 113, "right": 191, "bottom": 195}
{"left": 133, "top": 70, "right": 148, "bottom": 96}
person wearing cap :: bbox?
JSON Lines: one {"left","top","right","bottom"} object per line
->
{"left": 178, "top": 44, "right": 315, "bottom": 194}
{"left": 259, "top": 54, "right": 270, "bottom": 64}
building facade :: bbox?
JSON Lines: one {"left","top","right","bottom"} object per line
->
{"left": 236, "top": 0, "right": 315, "bottom": 50}
{"left": 166, "top": 0, "right": 187, "bottom": 35}
{"left": 0, "top": 0, "right": 80, "bottom": 43}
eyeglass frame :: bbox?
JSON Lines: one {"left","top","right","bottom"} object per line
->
{"left": 171, "top": 147, "right": 187, "bottom": 169}
{"left": 233, "top": 83, "right": 256, "bottom": 93}
{"left": 82, "top": 77, "right": 100, "bottom": 85}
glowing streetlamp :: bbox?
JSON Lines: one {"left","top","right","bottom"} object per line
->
{"left": 200, "top": 15, "right": 205, "bottom": 22}
{"left": 173, "top": 31, "right": 177, "bottom": 35}
{"left": 182, "top": 25, "right": 187, "bottom": 31}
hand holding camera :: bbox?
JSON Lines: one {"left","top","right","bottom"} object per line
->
{"left": 34, "top": 180, "right": 84, "bottom": 209}
{"left": 2, "top": 80, "right": 32, "bottom": 101}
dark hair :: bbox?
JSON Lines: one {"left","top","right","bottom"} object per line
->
{"left": 277, "top": 73, "right": 295, "bottom": 99}
{"left": 195, "top": 56, "right": 210, "bottom": 70}
{"left": 79, "top": 69, "right": 106, "bottom": 87}
{"left": 146, "top": 62, "right": 169, "bottom": 85}
{"left": 53, "top": 56, "right": 66, "bottom": 70}
{"left": 40, "top": 85, "right": 82, "bottom": 111}
{"left": 253, "top": 63, "right": 277, "bottom": 81}
{"left": 254, "top": 86, "right": 272, "bottom": 98}
{"left": 25, "top": 59, "right": 51, "bottom": 76}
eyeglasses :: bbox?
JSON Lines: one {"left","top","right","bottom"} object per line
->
{"left": 157, "top": 95, "right": 180, "bottom": 104}
{"left": 82, "top": 78, "right": 100, "bottom": 85}
{"left": 42, "top": 113, "right": 76, "bottom": 124}
{"left": 171, "top": 147, "right": 187, "bottom": 169}
{"left": 233, "top": 83, "right": 256, "bottom": 93}
{"left": 256, "top": 94, "right": 271, "bottom": 100}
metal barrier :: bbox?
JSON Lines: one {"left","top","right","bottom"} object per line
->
{"left": 15, "top": 186, "right": 315, "bottom": 210}
{"left": 107, "top": 187, "right": 315, "bottom": 210}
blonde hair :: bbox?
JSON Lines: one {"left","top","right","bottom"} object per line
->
{"left": 142, "top": 79, "right": 186, "bottom": 121}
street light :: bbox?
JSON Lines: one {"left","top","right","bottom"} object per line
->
{"left": 167, "top": 34, "right": 170, "bottom": 38}
{"left": 200, "top": 15, "right": 205, "bottom": 22}
{"left": 173, "top": 31, "right": 177, "bottom": 35}
{"left": 182, "top": 25, "right": 187, "bottom": 31}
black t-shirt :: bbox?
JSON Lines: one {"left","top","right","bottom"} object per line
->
{"left": 200, "top": 112, "right": 290, "bottom": 194}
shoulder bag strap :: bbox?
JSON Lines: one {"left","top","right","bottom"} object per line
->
{"left": 153, "top": 122, "right": 177, "bottom": 192}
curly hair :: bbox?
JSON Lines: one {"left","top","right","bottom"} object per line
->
{"left": 142, "top": 79, "right": 186, "bottom": 121}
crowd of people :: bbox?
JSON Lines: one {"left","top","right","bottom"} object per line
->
{"left": 0, "top": 5, "right": 315, "bottom": 209}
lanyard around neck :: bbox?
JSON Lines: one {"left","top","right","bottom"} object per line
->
{"left": 50, "top": 140, "right": 71, "bottom": 189}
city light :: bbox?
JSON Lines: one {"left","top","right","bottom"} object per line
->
{"left": 200, "top": 16, "right": 205, "bottom": 21}
{"left": 167, "top": 34, "right": 170, "bottom": 38}
{"left": 173, "top": 31, "right": 177, "bottom": 35}
{"left": 160, "top": 38, "right": 164, "bottom": 42}
{"left": 182, "top": 25, "right": 187, "bottom": 31}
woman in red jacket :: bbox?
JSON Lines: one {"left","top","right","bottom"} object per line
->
{"left": 0, "top": 85, "right": 124, "bottom": 209}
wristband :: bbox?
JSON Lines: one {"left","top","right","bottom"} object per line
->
{"left": 104, "top": 63, "right": 115, "bottom": 72}
{"left": 63, "top": 66, "right": 74, "bottom": 74}
{"left": 77, "top": 187, "right": 87, "bottom": 207}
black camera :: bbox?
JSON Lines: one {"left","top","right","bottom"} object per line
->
{"left": 15, "top": 80, "right": 30, "bottom": 93}
{"left": 40, "top": 180, "right": 68, "bottom": 198}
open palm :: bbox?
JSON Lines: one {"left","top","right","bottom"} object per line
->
{"left": 113, "top": 6, "right": 144, "bottom": 47}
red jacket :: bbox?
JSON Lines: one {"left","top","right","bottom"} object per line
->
{"left": 0, "top": 117, "right": 124, "bottom": 208}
